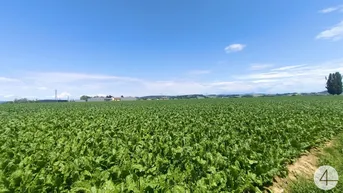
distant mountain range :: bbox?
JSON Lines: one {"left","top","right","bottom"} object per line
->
{"left": 137, "top": 91, "right": 330, "bottom": 100}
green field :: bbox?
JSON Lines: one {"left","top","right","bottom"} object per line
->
{"left": 1, "top": 96, "right": 343, "bottom": 192}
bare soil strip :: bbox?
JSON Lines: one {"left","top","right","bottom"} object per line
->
{"left": 265, "top": 141, "right": 333, "bottom": 193}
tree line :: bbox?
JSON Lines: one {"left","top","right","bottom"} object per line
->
{"left": 80, "top": 95, "right": 125, "bottom": 101}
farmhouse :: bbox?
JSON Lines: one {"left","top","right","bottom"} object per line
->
{"left": 112, "top": 97, "right": 121, "bottom": 101}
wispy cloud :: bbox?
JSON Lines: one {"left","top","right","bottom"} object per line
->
{"left": 238, "top": 65, "right": 311, "bottom": 80}
{"left": 237, "top": 59, "right": 343, "bottom": 90}
{"left": 23, "top": 96, "right": 37, "bottom": 99}
{"left": 316, "top": 21, "right": 343, "bottom": 41}
{"left": 25, "top": 72, "right": 141, "bottom": 83}
{"left": 3, "top": 94, "right": 14, "bottom": 98}
{"left": 238, "top": 71, "right": 298, "bottom": 80}
{"left": 207, "top": 81, "right": 255, "bottom": 92}
{"left": 251, "top": 79, "right": 279, "bottom": 83}
{"left": 0, "top": 77, "right": 20, "bottom": 82}
{"left": 1, "top": 59, "right": 343, "bottom": 100}
{"left": 249, "top": 64, "right": 274, "bottom": 70}
{"left": 36, "top": 86, "right": 48, "bottom": 90}
{"left": 319, "top": 5, "right": 343, "bottom": 13}
{"left": 57, "top": 92, "right": 71, "bottom": 98}
{"left": 240, "top": 62, "right": 342, "bottom": 80}
{"left": 225, "top": 44, "right": 246, "bottom": 53}
{"left": 188, "top": 70, "right": 211, "bottom": 75}
{"left": 270, "top": 64, "right": 307, "bottom": 71}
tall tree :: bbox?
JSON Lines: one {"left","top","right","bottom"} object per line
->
{"left": 326, "top": 73, "right": 335, "bottom": 95}
{"left": 326, "top": 72, "right": 343, "bottom": 95}
{"left": 334, "top": 72, "right": 343, "bottom": 95}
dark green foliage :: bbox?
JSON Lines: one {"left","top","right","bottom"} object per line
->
{"left": 80, "top": 95, "right": 91, "bottom": 101}
{"left": 326, "top": 72, "right": 342, "bottom": 95}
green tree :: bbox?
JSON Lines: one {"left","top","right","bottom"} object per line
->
{"left": 80, "top": 95, "right": 91, "bottom": 101}
{"left": 336, "top": 72, "right": 343, "bottom": 95}
{"left": 326, "top": 72, "right": 343, "bottom": 95}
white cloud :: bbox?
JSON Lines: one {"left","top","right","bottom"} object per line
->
{"left": 1, "top": 59, "right": 343, "bottom": 100}
{"left": 316, "top": 21, "right": 343, "bottom": 41}
{"left": 225, "top": 44, "right": 246, "bottom": 53}
{"left": 37, "top": 86, "right": 47, "bottom": 90}
{"left": 46, "top": 92, "right": 72, "bottom": 99}
{"left": 188, "top": 70, "right": 211, "bottom": 75}
{"left": 238, "top": 71, "right": 296, "bottom": 80}
{"left": 0, "top": 77, "right": 20, "bottom": 82}
{"left": 249, "top": 64, "right": 274, "bottom": 70}
{"left": 3, "top": 94, "right": 14, "bottom": 98}
{"left": 57, "top": 92, "right": 71, "bottom": 99}
{"left": 25, "top": 72, "right": 141, "bottom": 84}
{"left": 140, "top": 80, "right": 255, "bottom": 95}
{"left": 206, "top": 81, "right": 254, "bottom": 92}
{"left": 23, "top": 96, "right": 37, "bottom": 99}
{"left": 251, "top": 79, "right": 279, "bottom": 83}
{"left": 239, "top": 61, "right": 343, "bottom": 81}
{"left": 270, "top": 64, "right": 307, "bottom": 71}
{"left": 235, "top": 59, "right": 343, "bottom": 93}
{"left": 141, "top": 81, "right": 205, "bottom": 95}
{"left": 319, "top": 5, "right": 343, "bottom": 13}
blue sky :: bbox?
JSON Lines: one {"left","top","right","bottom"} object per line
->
{"left": 1, "top": 0, "right": 343, "bottom": 100}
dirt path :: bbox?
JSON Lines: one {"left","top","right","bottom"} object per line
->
{"left": 265, "top": 141, "right": 333, "bottom": 193}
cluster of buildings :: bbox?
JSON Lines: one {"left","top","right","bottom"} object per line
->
{"left": 75, "top": 96, "right": 137, "bottom": 102}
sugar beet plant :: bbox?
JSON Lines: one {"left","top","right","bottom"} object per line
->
{"left": 1, "top": 97, "right": 343, "bottom": 192}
